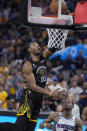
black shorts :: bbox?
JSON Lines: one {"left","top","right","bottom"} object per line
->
{"left": 17, "top": 90, "right": 42, "bottom": 120}
{"left": 0, "top": 113, "right": 37, "bottom": 131}
{"left": 15, "top": 113, "right": 37, "bottom": 131}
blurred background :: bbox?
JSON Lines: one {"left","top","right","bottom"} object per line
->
{"left": 0, "top": 0, "right": 87, "bottom": 130}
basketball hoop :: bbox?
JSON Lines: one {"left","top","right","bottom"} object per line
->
{"left": 47, "top": 28, "right": 68, "bottom": 50}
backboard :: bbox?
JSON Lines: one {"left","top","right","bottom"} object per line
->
{"left": 20, "top": 0, "right": 87, "bottom": 30}
{"left": 20, "top": 0, "right": 74, "bottom": 29}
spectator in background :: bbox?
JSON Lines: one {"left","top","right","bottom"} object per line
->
{"left": 0, "top": 83, "right": 8, "bottom": 110}
{"left": 66, "top": 31, "right": 77, "bottom": 46}
{"left": 47, "top": 71, "right": 57, "bottom": 86}
{"left": 14, "top": 46, "right": 23, "bottom": 60}
{"left": 61, "top": 81, "right": 68, "bottom": 90}
{"left": 75, "top": 50, "right": 84, "bottom": 69}
{"left": 69, "top": 80, "right": 82, "bottom": 103}
{"left": 6, "top": 95, "right": 16, "bottom": 110}
{"left": 15, "top": 62, "right": 22, "bottom": 72}
{"left": 68, "top": 93, "right": 80, "bottom": 118}
{"left": 13, "top": 71, "right": 23, "bottom": 95}
{"left": 78, "top": 74, "right": 85, "bottom": 87}
{"left": 15, "top": 99, "right": 20, "bottom": 111}
{"left": 63, "top": 54, "right": 72, "bottom": 70}
{"left": 47, "top": 77, "right": 62, "bottom": 91}
{"left": 6, "top": 83, "right": 16, "bottom": 97}
{"left": 73, "top": 74, "right": 79, "bottom": 82}
{"left": 41, "top": 99, "right": 52, "bottom": 112}
{"left": 16, "top": 78, "right": 25, "bottom": 99}
{"left": 56, "top": 104, "right": 62, "bottom": 112}
{"left": 84, "top": 50, "right": 87, "bottom": 64}
{"left": 83, "top": 68, "right": 87, "bottom": 82}
{"left": 0, "top": 60, "right": 8, "bottom": 76}
{"left": 2, "top": 68, "right": 10, "bottom": 83}
{"left": 69, "top": 74, "right": 79, "bottom": 87}
{"left": 79, "top": 82, "right": 87, "bottom": 110}
{"left": 57, "top": 73, "right": 64, "bottom": 83}
{"left": 47, "top": 61, "right": 52, "bottom": 73}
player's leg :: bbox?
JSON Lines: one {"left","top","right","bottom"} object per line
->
{"left": 25, "top": 119, "right": 37, "bottom": 131}
{"left": 14, "top": 115, "right": 28, "bottom": 131}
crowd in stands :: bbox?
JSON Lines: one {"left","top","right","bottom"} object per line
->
{"left": 0, "top": 0, "right": 87, "bottom": 125}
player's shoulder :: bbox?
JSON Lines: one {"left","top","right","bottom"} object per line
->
{"left": 22, "top": 61, "right": 33, "bottom": 73}
{"left": 23, "top": 61, "right": 32, "bottom": 67}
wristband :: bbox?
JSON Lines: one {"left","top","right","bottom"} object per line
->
{"left": 44, "top": 123, "right": 47, "bottom": 127}
{"left": 49, "top": 91, "right": 53, "bottom": 97}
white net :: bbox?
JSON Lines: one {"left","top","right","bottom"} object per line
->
{"left": 47, "top": 29, "right": 68, "bottom": 50}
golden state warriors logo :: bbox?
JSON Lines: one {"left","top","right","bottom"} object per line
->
{"left": 40, "top": 69, "right": 45, "bottom": 76}
{"left": 37, "top": 66, "right": 47, "bottom": 83}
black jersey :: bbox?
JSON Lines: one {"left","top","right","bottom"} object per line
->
{"left": 29, "top": 57, "right": 47, "bottom": 88}
{"left": 17, "top": 56, "right": 47, "bottom": 120}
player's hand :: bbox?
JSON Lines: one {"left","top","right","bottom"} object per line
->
{"left": 51, "top": 89, "right": 67, "bottom": 99}
{"left": 51, "top": 90, "right": 59, "bottom": 98}
{"left": 39, "top": 122, "right": 53, "bottom": 129}
{"left": 39, "top": 123, "right": 44, "bottom": 129}
{"left": 46, "top": 123, "right": 53, "bottom": 129}
{"left": 58, "top": 89, "right": 67, "bottom": 100}
{"left": 43, "top": 48, "right": 51, "bottom": 58}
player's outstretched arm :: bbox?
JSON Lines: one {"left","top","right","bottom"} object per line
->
{"left": 76, "top": 118, "right": 82, "bottom": 131}
{"left": 39, "top": 112, "right": 58, "bottom": 129}
{"left": 23, "top": 61, "right": 59, "bottom": 97}
{"left": 42, "top": 47, "right": 57, "bottom": 59}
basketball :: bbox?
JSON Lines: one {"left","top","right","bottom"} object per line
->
{"left": 50, "top": 0, "right": 67, "bottom": 15}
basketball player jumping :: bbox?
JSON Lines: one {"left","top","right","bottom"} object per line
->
{"left": 40, "top": 98, "right": 82, "bottom": 131}
{"left": 14, "top": 42, "right": 67, "bottom": 131}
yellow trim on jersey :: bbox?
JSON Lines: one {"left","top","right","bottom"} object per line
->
{"left": 17, "top": 113, "right": 37, "bottom": 123}
{"left": 17, "top": 113, "right": 24, "bottom": 116}
{"left": 17, "top": 108, "right": 27, "bottom": 116}
{"left": 29, "top": 119, "right": 37, "bottom": 123}
{"left": 17, "top": 77, "right": 38, "bottom": 120}
{"left": 17, "top": 87, "right": 31, "bottom": 116}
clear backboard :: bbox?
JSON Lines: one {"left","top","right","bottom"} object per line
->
{"left": 20, "top": 0, "right": 87, "bottom": 30}
{"left": 20, "top": 0, "right": 74, "bottom": 29}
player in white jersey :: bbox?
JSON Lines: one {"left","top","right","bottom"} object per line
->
{"left": 40, "top": 98, "right": 82, "bottom": 131}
